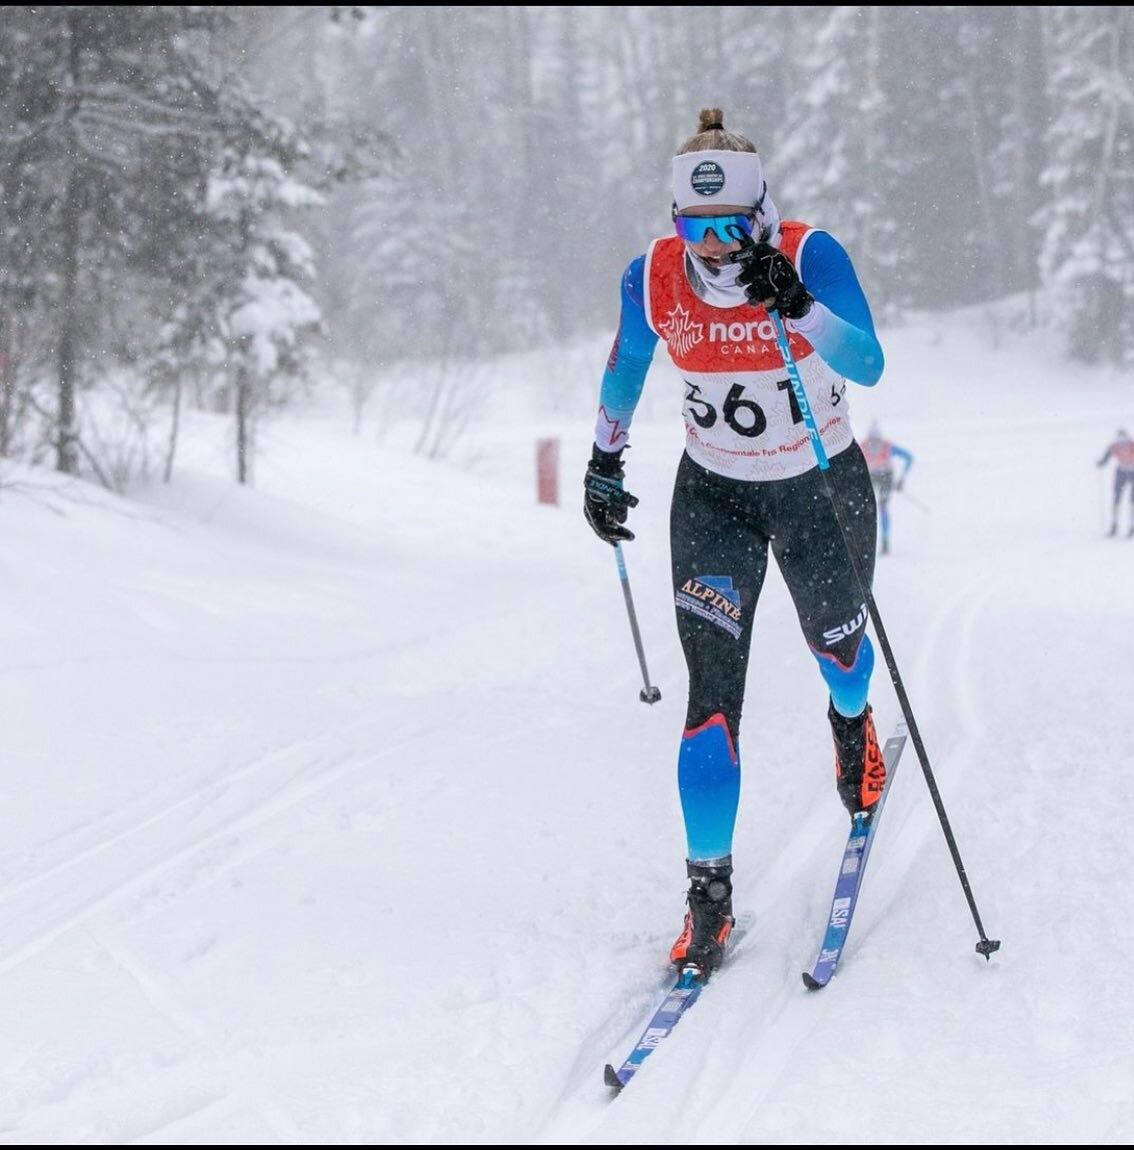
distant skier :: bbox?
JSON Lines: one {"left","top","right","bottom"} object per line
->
{"left": 1096, "top": 429, "right": 1134, "bottom": 537}
{"left": 859, "top": 422, "right": 913, "bottom": 555}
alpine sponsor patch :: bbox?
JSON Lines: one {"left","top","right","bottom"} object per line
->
{"left": 676, "top": 575, "right": 742, "bottom": 638}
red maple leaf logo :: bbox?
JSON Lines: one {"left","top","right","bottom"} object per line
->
{"left": 657, "top": 303, "right": 703, "bottom": 358}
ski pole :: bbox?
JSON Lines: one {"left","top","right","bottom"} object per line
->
{"left": 614, "top": 542, "right": 662, "bottom": 705}
{"left": 1098, "top": 467, "right": 1111, "bottom": 535}
{"left": 898, "top": 487, "right": 931, "bottom": 514}
{"left": 729, "top": 234, "right": 999, "bottom": 960}
{"left": 773, "top": 307, "right": 997, "bottom": 958}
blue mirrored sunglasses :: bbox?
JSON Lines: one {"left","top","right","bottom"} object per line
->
{"left": 673, "top": 213, "right": 754, "bottom": 244}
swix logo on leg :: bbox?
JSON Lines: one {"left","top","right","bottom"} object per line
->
{"left": 823, "top": 603, "right": 868, "bottom": 647}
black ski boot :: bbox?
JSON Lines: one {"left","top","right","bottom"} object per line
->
{"left": 828, "top": 700, "right": 886, "bottom": 820}
{"left": 669, "top": 858, "right": 734, "bottom": 978}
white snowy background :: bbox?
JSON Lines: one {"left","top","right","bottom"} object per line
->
{"left": 1, "top": 301, "right": 1132, "bottom": 1145}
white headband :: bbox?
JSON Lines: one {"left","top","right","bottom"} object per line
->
{"left": 671, "top": 150, "right": 765, "bottom": 212}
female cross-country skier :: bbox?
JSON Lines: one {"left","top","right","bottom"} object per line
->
{"left": 582, "top": 107, "right": 888, "bottom": 980}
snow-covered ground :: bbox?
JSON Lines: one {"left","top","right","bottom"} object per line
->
{"left": 1, "top": 305, "right": 1132, "bottom": 1144}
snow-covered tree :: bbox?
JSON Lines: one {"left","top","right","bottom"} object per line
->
{"left": 0, "top": 7, "right": 226, "bottom": 476}
{"left": 1038, "top": 7, "right": 1134, "bottom": 365}
{"left": 204, "top": 141, "right": 323, "bottom": 484}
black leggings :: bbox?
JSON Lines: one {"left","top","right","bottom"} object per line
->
{"left": 1113, "top": 469, "right": 1134, "bottom": 506}
{"left": 670, "top": 445, "right": 877, "bottom": 740}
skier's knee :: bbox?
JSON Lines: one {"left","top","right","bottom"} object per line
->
{"left": 813, "top": 634, "right": 875, "bottom": 718}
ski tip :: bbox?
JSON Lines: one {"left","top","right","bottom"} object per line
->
{"left": 801, "top": 971, "right": 826, "bottom": 991}
{"left": 604, "top": 1063, "right": 626, "bottom": 1093}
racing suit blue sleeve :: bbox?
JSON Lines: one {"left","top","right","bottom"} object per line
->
{"left": 891, "top": 443, "right": 913, "bottom": 470}
{"left": 791, "top": 231, "right": 885, "bottom": 386}
{"left": 594, "top": 256, "right": 658, "bottom": 452}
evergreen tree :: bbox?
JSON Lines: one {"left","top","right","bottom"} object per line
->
{"left": 1038, "top": 7, "right": 1134, "bottom": 365}
{"left": 993, "top": 7, "right": 1049, "bottom": 303}
{"left": 202, "top": 130, "right": 323, "bottom": 484}
{"left": 777, "top": 8, "right": 897, "bottom": 309}
{"left": 0, "top": 7, "right": 226, "bottom": 475}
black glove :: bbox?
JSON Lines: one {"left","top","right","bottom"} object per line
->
{"left": 583, "top": 445, "right": 638, "bottom": 545}
{"left": 733, "top": 241, "right": 814, "bottom": 319}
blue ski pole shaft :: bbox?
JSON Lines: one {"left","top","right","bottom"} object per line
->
{"left": 614, "top": 542, "right": 661, "bottom": 705}
{"left": 766, "top": 307, "right": 998, "bottom": 958}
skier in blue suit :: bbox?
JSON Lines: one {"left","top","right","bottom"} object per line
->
{"left": 582, "top": 107, "right": 886, "bottom": 980}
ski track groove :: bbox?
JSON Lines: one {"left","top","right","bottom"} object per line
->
{"left": 88, "top": 923, "right": 301, "bottom": 1143}
{"left": 700, "top": 566, "right": 1002, "bottom": 1138}
{"left": 0, "top": 736, "right": 329, "bottom": 904}
{"left": 550, "top": 565, "right": 1001, "bottom": 1140}
{"left": 0, "top": 725, "right": 437, "bottom": 977}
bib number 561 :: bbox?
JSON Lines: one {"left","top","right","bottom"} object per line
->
{"left": 684, "top": 379, "right": 804, "bottom": 439}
